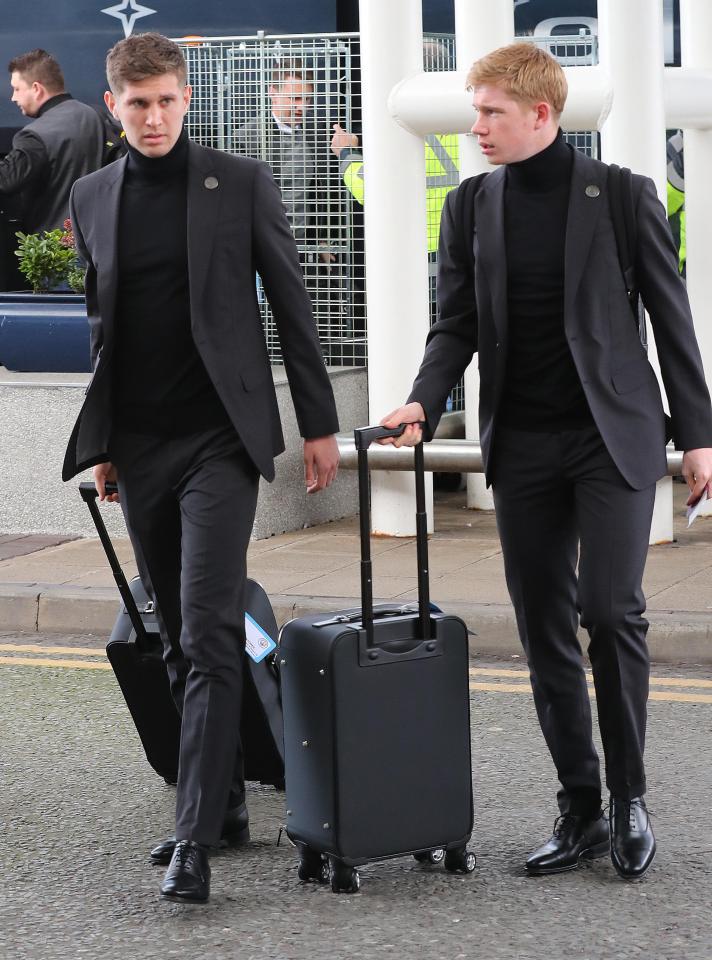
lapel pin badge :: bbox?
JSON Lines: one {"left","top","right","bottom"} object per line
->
{"left": 585, "top": 184, "right": 601, "bottom": 198}
{"left": 204, "top": 175, "right": 219, "bottom": 190}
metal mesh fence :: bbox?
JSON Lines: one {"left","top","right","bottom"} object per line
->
{"left": 179, "top": 33, "right": 362, "bottom": 366}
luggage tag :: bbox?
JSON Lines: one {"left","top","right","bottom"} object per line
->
{"left": 245, "top": 612, "right": 277, "bottom": 663}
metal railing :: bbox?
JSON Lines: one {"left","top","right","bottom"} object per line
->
{"left": 336, "top": 435, "right": 684, "bottom": 476}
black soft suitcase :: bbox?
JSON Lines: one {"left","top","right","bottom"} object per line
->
{"left": 279, "top": 426, "right": 475, "bottom": 893}
{"left": 79, "top": 481, "right": 285, "bottom": 790}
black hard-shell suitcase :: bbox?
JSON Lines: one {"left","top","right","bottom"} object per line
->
{"left": 79, "top": 481, "right": 285, "bottom": 789}
{"left": 279, "top": 426, "right": 475, "bottom": 893}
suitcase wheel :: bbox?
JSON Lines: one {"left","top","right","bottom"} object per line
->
{"left": 329, "top": 857, "right": 360, "bottom": 894}
{"left": 444, "top": 847, "right": 477, "bottom": 874}
{"left": 413, "top": 848, "right": 445, "bottom": 865}
{"left": 296, "top": 844, "right": 330, "bottom": 884}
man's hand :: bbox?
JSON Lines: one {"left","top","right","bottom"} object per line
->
{"left": 304, "top": 435, "right": 340, "bottom": 493}
{"left": 93, "top": 461, "right": 120, "bottom": 503}
{"left": 330, "top": 123, "right": 359, "bottom": 158}
{"left": 681, "top": 448, "right": 712, "bottom": 506}
{"left": 318, "top": 242, "right": 336, "bottom": 266}
{"left": 378, "top": 402, "right": 426, "bottom": 447}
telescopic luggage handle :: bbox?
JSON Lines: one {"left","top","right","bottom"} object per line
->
{"left": 78, "top": 481, "right": 149, "bottom": 644}
{"left": 353, "top": 423, "right": 431, "bottom": 648}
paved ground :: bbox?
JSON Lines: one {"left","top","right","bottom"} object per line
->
{"left": 1, "top": 637, "right": 710, "bottom": 960}
{"left": 1, "top": 484, "right": 712, "bottom": 663}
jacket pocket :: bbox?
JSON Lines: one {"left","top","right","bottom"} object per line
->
{"left": 240, "top": 363, "right": 271, "bottom": 392}
{"left": 611, "top": 357, "right": 653, "bottom": 394}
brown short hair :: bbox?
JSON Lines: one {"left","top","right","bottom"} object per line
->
{"left": 106, "top": 32, "right": 187, "bottom": 94}
{"left": 466, "top": 42, "right": 567, "bottom": 117}
{"left": 270, "top": 57, "right": 313, "bottom": 88}
{"left": 8, "top": 49, "right": 64, "bottom": 93}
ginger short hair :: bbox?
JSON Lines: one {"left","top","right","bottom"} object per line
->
{"left": 270, "top": 57, "right": 313, "bottom": 88}
{"left": 8, "top": 49, "right": 65, "bottom": 93}
{"left": 106, "top": 32, "right": 187, "bottom": 94}
{"left": 466, "top": 42, "right": 568, "bottom": 117}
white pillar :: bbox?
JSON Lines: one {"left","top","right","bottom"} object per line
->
{"left": 598, "top": 0, "right": 674, "bottom": 543}
{"left": 680, "top": 0, "right": 712, "bottom": 516}
{"left": 454, "top": 0, "right": 513, "bottom": 512}
{"left": 360, "top": 0, "right": 430, "bottom": 535}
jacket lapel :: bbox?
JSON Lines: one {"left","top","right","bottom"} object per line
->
{"left": 94, "top": 155, "right": 126, "bottom": 350}
{"left": 475, "top": 166, "right": 508, "bottom": 344}
{"left": 564, "top": 149, "right": 606, "bottom": 321}
{"left": 187, "top": 142, "right": 221, "bottom": 323}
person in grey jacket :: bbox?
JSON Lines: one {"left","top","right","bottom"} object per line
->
{"left": 1, "top": 48, "right": 105, "bottom": 234}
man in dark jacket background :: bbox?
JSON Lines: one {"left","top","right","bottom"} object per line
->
{"left": 1, "top": 48, "right": 105, "bottom": 234}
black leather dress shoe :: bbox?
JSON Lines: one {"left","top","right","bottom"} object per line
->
{"left": 526, "top": 812, "right": 610, "bottom": 875}
{"left": 160, "top": 841, "right": 210, "bottom": 903}
{"left": 610, "top": 796, "right": 656, "bottom": 880}
{"left": 150, "top": 802, "right": 250, "bottom": 864}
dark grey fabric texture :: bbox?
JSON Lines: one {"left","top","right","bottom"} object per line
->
{"left": 491, "top": 425, "right": 654, "bottom": 801}
{"left": 6, "top": 97, "right": 105, "bottom": 233}
{"left": 112, "top": 425, "right": 259, "bottom": 845}
{"left": 409, "top": 148, "right": 712, "bottom": 489}
{"left": 62, "top": 141, "right": 339, "bottom": 483}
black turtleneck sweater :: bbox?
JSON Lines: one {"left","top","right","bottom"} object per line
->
{"left": 112, "top": 128, "right": 230, "bottom": 436}
{"left": 497, "top": 131, "right": 594, "bottom": 432}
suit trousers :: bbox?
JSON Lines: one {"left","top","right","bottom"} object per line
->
{"left": 490, "top": 424, "right": 656, "bottom": 805}
{"left": 110, "top": 424, "right": 260, "bottom": 846}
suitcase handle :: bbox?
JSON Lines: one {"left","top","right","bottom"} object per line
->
{"left": 78, "top": 481, "right": 150, "bottom": 647}
{"left": 353, "top": 424, "right": 431, "bottom": 649}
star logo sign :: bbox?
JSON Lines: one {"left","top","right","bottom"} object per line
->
{"left": 102, "top": 0, "right": 157, "bottom": 38}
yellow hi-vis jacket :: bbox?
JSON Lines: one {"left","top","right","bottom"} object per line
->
{"left": 667, "top": 180, "right": 685, "bottom": 274}
{"left": 338, "top": 133, "right": 460, "bottom": 253}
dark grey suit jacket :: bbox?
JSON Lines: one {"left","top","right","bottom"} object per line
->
{"left": 62, "top": 140, "right": 339, "bottom": 482}
{"left": 3, "top": 97, "right": 105, "bottom": 234}
{"left": 409, "top": 148, "right": 712, "bottom": 490}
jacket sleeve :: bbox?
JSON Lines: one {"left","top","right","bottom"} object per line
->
{"left": 0, "top": 131, "right": 47, "bottom": 195}
{"left": 68, "top": 182, "right": 103, "bottom": 371}
{"left": 251, "top": 161, "right": 339, "bottom": 439}
{"left": 407, "top": 182, "right": 478, "bottom": 440}
{"left": 635, "top": 176, "right": 712, "bottom": 451}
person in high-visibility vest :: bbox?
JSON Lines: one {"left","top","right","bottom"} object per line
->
{"left": 330, "top": 125, "right": 460, "bottom": 254}
{"left": 666, "top": 130, "right": 685, "bottom": 276}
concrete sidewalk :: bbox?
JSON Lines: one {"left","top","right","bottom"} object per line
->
{"left": 2, "top": 484, "right": 712, "bottom": 662}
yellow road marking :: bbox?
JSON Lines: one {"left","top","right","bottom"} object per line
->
{"left": 470, "top": 667, "right": 712, "bottom": 690}
{"left": 469, "top": 681, "right": 712, "bottom": 704}
{"left": 0, "top": 656, "right": 110, "bottom": 671}
{"left": 648, "top": 690, "right": 712, "bottom": 703}
{"left": 0, "top": 643, "right": 103, "bottom": 656}
{"left": 0, "top": 652, "right": 709, "bottom": 701}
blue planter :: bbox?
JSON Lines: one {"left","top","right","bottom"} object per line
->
{"left": 0, "top": 292, "right": 91, "bottom": 373}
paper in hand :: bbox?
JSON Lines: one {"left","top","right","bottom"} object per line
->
{"left": 686, "top": 490, "right": 709, "bottom": 527}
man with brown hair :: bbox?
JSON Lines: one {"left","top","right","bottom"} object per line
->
{"left": 62, "top": 33, "right": 340, "bottom": 903}
{"left": 236, "top": 57, "right": 317, "bottom": 245}
{"left": 380, "top": 42, "right": 712, "bottom": 881}
{"left": 1, "top": 49, "right": 105, "bottom": 233}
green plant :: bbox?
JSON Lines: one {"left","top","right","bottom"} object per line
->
{"left": 14, "top": 219, "right": 84, "bottom": 294}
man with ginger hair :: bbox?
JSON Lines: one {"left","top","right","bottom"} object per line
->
{"left": 62, "top": 33, "right": 339, "bottom": 903}
{"left": 380, "top": 43, "right": 712, "bottom": 881}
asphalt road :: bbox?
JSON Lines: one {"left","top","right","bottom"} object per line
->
{"left": 1, "top": 634, "right": 711, "bottom": 960}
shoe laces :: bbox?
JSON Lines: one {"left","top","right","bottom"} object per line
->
{"left": 552, "top": 813, "right": 578, "bottom": 838}
{"left": 174, "top": 840, "right": 201, "bottom": 870}
{"left": 606, "top": 799, "right": 652, "bottom": 831}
